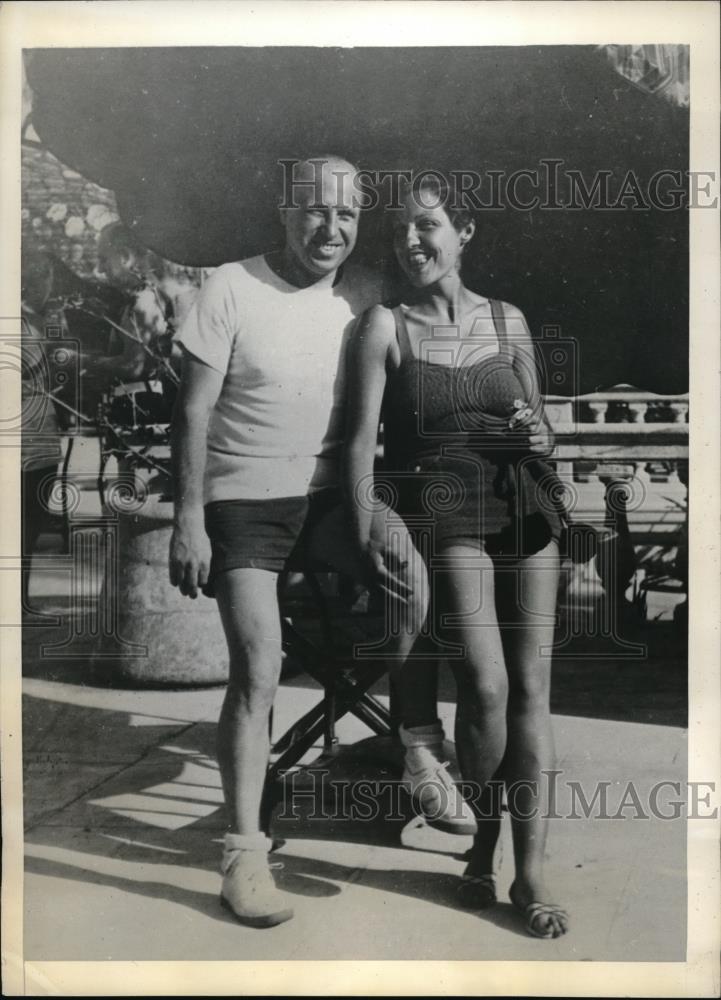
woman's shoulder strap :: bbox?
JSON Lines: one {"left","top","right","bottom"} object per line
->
{"left": 383, "top": 302, "right": 413, "bottom": 359}
{"left": 488, "top": 298, "right": 509, "bottom": 350}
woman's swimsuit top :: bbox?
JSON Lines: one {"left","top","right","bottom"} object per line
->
{"left": 382, "top": 298, "right": 523, "bottom": 470}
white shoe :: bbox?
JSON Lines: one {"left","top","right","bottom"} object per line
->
{"left": 402, "top": 755, "right": 477, "bottom": 835}
{"left": 220, "top": 834, "right": 294, "bottom": 928}
{"left": 399, "top": 723, "right": 477, "bottom": 835}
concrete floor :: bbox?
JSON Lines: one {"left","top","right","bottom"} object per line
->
{"left": 22, "top": 652, "right": 687, "bottom": 963}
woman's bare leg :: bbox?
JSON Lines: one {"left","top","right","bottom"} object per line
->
{"left": 436, "top": 543, "right": 509, "bottom": 871}
{"left": 466, "top": 771, "right": 504, "bottom": 877}
{"left": 497, "top": 539, "right": 568, "bottom": 937}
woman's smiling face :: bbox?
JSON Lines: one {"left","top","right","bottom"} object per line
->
{"left": 393, "top": 186, "right": 474, "bottom": 288}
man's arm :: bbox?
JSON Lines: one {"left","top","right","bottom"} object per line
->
{"left": 168, "top": 349, "right": 224, "bottom": 598}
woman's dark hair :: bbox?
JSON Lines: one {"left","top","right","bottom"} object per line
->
{"left": 380, "top": 170, "right": 477, "bottom": 301}
{"left": 410, "top": 171, "right": 475, "bottom": 231}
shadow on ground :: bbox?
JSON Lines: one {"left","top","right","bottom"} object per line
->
{"left": 22, "top": 597, "right": 687, "bottom": 728}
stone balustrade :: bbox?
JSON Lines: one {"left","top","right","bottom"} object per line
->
{"left": 544, "top": 387, "right": 688, "bottom": 546}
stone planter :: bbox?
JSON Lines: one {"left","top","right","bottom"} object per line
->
{"left": 92, "top": 452, "right": 229, "bottom": 686}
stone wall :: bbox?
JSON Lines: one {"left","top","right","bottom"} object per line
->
{"left": 21, "top": 142, "right": 201, "bottom": 288}
{"left": 22, "top": 143, "right": 119, "bottom": 277}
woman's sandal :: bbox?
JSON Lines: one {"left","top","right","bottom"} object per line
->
{"left": 509, "top": 882, "right": 568, "bottom": 938}
{"left": 457, "top": 873, "right": 497, "bottom": 910}
{"left": 514, "top": 899, "right": 569, "bottom": 939}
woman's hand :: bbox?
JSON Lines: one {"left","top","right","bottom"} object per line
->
{"left": 508, "top": 408, "right": 556, "bottom": 456}
{"left": 358, "top": 539, "right": 413, "bottom": 605}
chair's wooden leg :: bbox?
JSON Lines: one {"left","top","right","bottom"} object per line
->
{"left": 269, "top": 665, "right": 392, "bottom": 777}
{"left": 259, "top": 771, "right": 280, "bottom": 837}
{"left": 388, "top": 672, "right": 402, "bottom": 738}
{"left": 271, "top": 701, "right": 326, "bottom": 756}
{"left": 323, "top": 674, "right": 339, "bottom": 753}
{"left": 268, "top": 716, "right": 327, "bottom": 781}
{"left": 348, "top": 695, "right": 392, "bottom": 737}
{"left": 354, "top": 691, "right": 392, "bottom": 727}
{"left": 60, "top": 435, "right": 74, "bottom": 553}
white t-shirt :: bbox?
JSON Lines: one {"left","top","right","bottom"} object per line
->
{"left": 177, "top": 255, "right": 381, "bottom": 502}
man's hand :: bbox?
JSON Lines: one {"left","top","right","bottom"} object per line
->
{"left": 508, "top": 407, "right": 555, "bottom": 457}
{"left": 359, "top": 540, "right": 413, "bottom": 605}
{"left": 169, "top": 512, "right": 211, "bottom": 599}
{"left": 169, "top": 354, "right": 224, "bottom": 598}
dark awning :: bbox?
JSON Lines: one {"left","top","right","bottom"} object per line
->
{"left": 25, "top": 46, "right": 689, "bottom": 393}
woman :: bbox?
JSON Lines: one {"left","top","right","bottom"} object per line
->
{"left": 343, "top": 174, "right": 569, "bottom": 939}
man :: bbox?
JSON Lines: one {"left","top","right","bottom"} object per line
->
{"left": 169, "top": 156, "right": 472, "bottom": 929}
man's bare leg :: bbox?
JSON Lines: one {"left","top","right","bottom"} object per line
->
{"left": 213, "top": 566, "right": 293, "bottom": 926}
{"left": 215, "top": 568, "right": 283, "bottom": 833}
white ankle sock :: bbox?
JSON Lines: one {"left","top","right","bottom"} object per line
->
{"left": 400, "top": 721, "right": 446, "bottom": 772}
{"left": 400, "top": 721, "right": 444, "bottom": 747}
{"left": 224, "top": 832, "right": 272, "bottom": 853}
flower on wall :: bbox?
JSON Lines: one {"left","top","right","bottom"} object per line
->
{"left": 64, "top": 216, "right": 85, "bottom": 238}
{"left": 87, "top": 203, "right": 119, "bottom": 231}
{"left": 46, "top": 202, "right": 68, "bottom": 222}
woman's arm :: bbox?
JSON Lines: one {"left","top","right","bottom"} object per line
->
{"left": 342, "top": 304, "right": 403, "bottom": 589}
{"left": 506, "top": 305, "right": 555, "bottom": 457}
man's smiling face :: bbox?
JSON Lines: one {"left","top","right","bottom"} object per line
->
{"left": 280, "top": 157, "right": 360, "bottom": 280}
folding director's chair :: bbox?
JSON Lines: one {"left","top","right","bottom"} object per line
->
{"left": 261, "top": 567, "right": 401, "bottom": 828}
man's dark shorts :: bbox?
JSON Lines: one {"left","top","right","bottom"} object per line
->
{"left": 203, "top": 487, "right": 342, "bottom": 595}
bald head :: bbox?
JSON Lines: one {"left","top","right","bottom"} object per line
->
{"left": 280, "top": 155, "right": 359, "bottom": 209}
{"left": 292, "top": 155, "right": 359, "bottom": 179}
{"left": 278, "top": 154, "right": 361, "bottom": 283}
